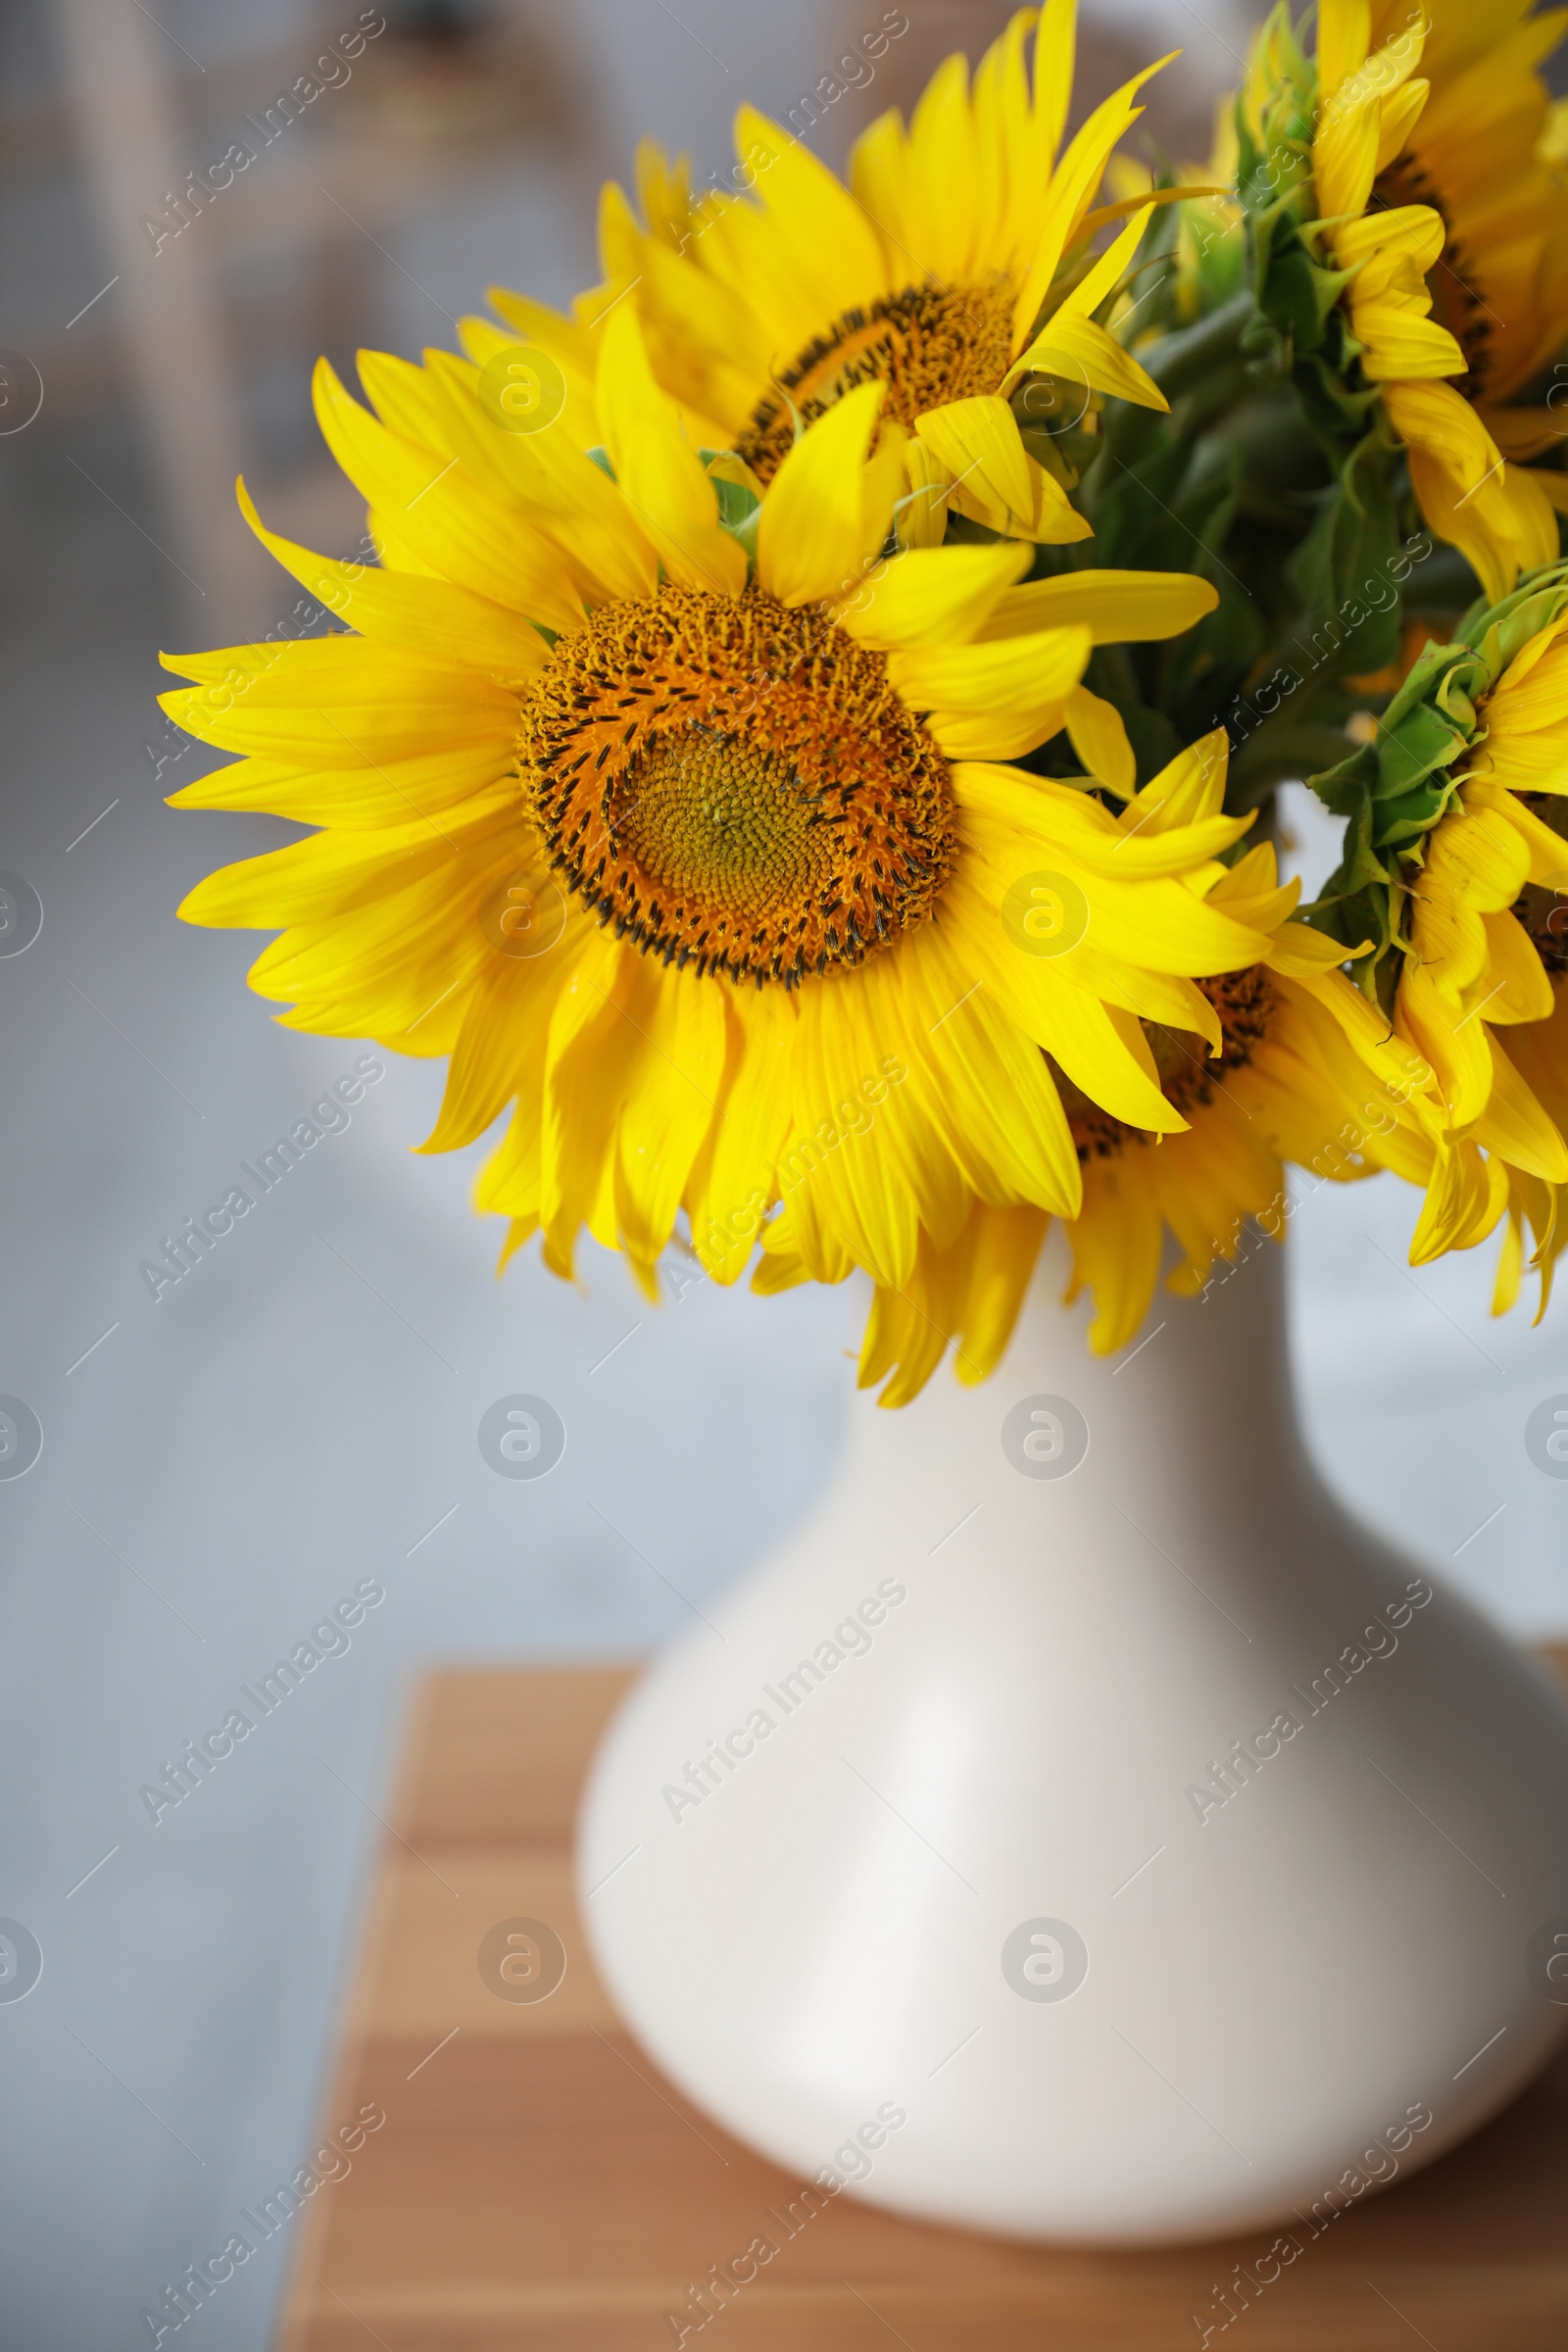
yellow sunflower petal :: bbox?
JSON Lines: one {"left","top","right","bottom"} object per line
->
{"left": 1064, "top": 1153, "right": 1165, "bottom": 1354}
{"left": 1012, "top": 56, "right": 1174, "bottom": 348}
{"left": 417, "top": 945, "right": 571, "bottom": 1155}
{"left": 1006, "top": 209, "right": 1168, "bottom": 413}
{"left": 790, "top": 971, "right": 923, "bottom": 1287}
{"left": 1355, "top": 305, "right": 1466, "bottom": 382}
{"left": 357, "top": 348, "right": 452, "bottom": 455}
{"left": 914, "top": 395, "right": 1091, "bottom": 544}
{"left": 1318, "top": 0, "right": 1372, "bottom": 106}
{"left": 727, "top": 106, "right": 891, "bottom": 332}
{"left": 311, "top": 360, "right": 583, "bottom": 629}
{"left": 1471, "top": 1037, "right": 1568, "bottom": 1182}
{"left": 686, "top": 989, "right": 797, "bottom": 1284}
{"left": 889, "top": 625, "right": 1092, "bottom": 760}
{"left": 834, "top": 541, "right": 1031, "bottom": 649}
{"left": 1011, "top": 308, "right": 1169, "bottom": 411}
{"left": 898, "top": 53, "right": 981, "bottom": 285}
{"left": 975, "top": 568, "right": 1219, "bottom": 643}
{"left": 419, "top": 348, "right": 660, "bottom": 606}
{"left": 952, "top": 1200, "right": 1054, "bottom": 1383}
{"left": 613, "top": 965, "right": 727, "bottom": 1265}
{"left": 756, "top": 380, "right": 888, "bottom": 608}
{"left": 1124, "top": 727, "right": 1230, "bottom": 831}
{"left": 165, "top": 745, "right": 509, "bottom": 830}
{"left": 234, "top": 479, "right": 549, "bottom": 682}
{"left": 900, "top": 920, "right": 1082, "bottom": 1215}
{"left": 539, "top": 934, "right": 653, "bottom": 1277}
{"left": 597, "top": 306, "right": 746, "bottom": 596}
{"left": 1064, "top": 683, "right": 1137, "bottom": 796}
{"left": 160, "top": 638, "right": 518, "bottom": 764}
{"left": 942, "top": 872, "right": 1192, "bottom": 1130}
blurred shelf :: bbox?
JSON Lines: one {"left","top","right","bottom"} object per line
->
{"left": 276, "top": 1654, "right": 1568, "bottom": 2350}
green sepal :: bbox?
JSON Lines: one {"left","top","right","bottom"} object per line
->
{"left": 1456, "top": 560, "right": 1568, "bottom": 670}
{"left": 701, "top": 452, "right": 761, "bottom": 533}
{"left": 1372, "top": 699, "right": 1469, "bottom": 802}
{"left": 1306, "top": 739, "right": 1378, "bottom": 818}
{"left": 1308, "top": 636, "right": 1477, "bottom": 849}
{"left": 701, "top": 451, "right": 762, "bottom": 568}
{"left": 1290, "top": 348, "right": 1383, "bottom": 442}
{"left": 1375, "top": 635, "right": 1477, "bottom": 733}
{"left": 1258, "top": 242, "right": 1351, "bottom": 357}
{"left": 1371, "top": 774, "right": 1461, "bottom": 848}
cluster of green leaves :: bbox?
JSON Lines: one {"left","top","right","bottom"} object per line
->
{"left": 1006, "top": 2, "right": 1481, "bottom": 834}
{"left": 1307, "top": 565, "right": 1568, "bottom": 1003}
{"left": 1304, "top": 640, "right": 1482, "bottom": 999}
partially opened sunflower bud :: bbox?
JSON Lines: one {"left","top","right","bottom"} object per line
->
{"left": 1307, "top": 562, "right": 1568, "bottom": 1303}
{"left": 1237, "top": 0, "right": 1568, "bottom": 604}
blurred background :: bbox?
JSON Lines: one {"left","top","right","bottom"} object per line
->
{"left": 1, "top": 0, "right": 1564, "bottom": 2343}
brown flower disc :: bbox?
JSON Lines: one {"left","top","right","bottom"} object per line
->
{"left": 735, "top": 282, "right": 1017, "bottom": 483}
{"left": 1059, "top": 966, "right": 1281, "bottom": 1161}
{"left": 518, "top": 583, "right": 958, "bottom": 986}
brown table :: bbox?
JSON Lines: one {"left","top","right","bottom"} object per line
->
{"left": 277, "top": 1659, "right": 1568, "bottom": 2350}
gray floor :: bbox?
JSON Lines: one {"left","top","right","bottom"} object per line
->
{"left": 2, "top": 4, "right": 1565, "bottom": 2347}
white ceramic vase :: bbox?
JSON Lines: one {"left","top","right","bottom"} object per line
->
{"left": 577, "top": 1234, "right": 1568, "bottom": 2243}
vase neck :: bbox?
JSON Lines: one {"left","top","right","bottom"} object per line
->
{"left": 837, "top": 1228, "right": 1315, "bottom": 1517}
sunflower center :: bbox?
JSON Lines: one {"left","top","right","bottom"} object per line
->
{"left": 616, "top": 732, "right": 833, "bottom": 915}
{"left": 735, "top": 281, "right": 1016, "bottom": 484}
{"left": 1057, "top": 966, "right": 1280, "bottom": 1161}
{"left": 1370, "top": 161, "right": 1492, "bottom": 398}
{"left": 518, "top": 583, "right": 958, "bottom": 985}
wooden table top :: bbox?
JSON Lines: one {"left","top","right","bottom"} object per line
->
{"left": 277, "top": 1656, "right": 1568, "bottom": 2351}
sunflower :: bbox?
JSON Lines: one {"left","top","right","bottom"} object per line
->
{"left": 1306, "top": 565, "right": 1568, "bottom": 1281}
{"left": 1389, "top": 592, "right": 1568, "bottom": 1263}
{"left": 488, "top": 2, "right": 1179, "bottom": 552}
{"left": 165, "top": 321, "right": 1267, "bottom": 1311}
{"left": 1306, "top": 0, "right": 1568, "bottom": 601}
{"left": 757, "top": 732, "right": 1446, "bottom": 1393}
{"left": 1396, "top": 781, "right": 1566, "bottom": 1184}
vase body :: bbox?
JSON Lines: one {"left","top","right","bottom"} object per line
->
{"left": 577, "top": 1237, "right": 1568, "bottom": 2243}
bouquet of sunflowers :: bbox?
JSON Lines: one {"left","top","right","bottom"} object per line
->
{"left": 166, "top": 0, "right": 1568, "bottom": 1402}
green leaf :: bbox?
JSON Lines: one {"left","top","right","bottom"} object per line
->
{"left": 1284, "top": 429, "right": 1403, "bottom": 677}
{"left": 1260, "top": 246, "right": 1325, "bottom": 353}
{"left": 1307, "top": 739, "right": 1378, "bottom": 818}
{"left": 1300, "top": 788, "right": 1395, "bottom": 990}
